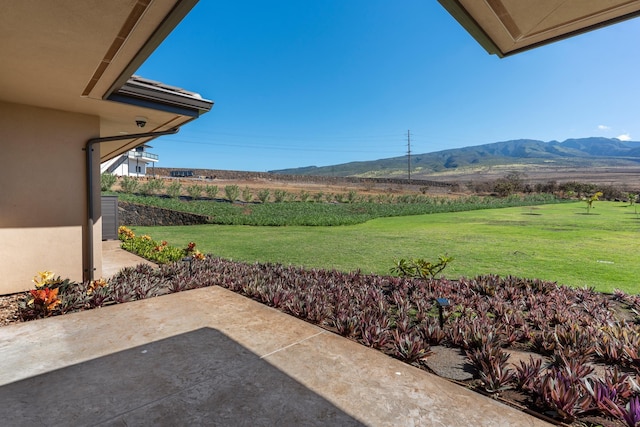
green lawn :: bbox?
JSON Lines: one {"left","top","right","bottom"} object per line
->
{"left": 131, "top": 201, "right": 640, "bottom": 293}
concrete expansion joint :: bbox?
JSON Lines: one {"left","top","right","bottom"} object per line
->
{"left": 260, "top": 330, "right": 326, "bottom": 359}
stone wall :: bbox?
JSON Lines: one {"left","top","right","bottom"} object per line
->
{"left": 118, "top": 201, "right": 209, "bottom": 226}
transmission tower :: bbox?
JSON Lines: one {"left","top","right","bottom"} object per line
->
{"left": 407, "top": 129, "right": 411, "bottom": 182}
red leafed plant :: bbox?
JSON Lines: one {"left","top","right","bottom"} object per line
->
{"left": 28, "top": 287, "right": 61, "bottom": 316}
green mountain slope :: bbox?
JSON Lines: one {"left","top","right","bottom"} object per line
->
{"left": 270, "top": 137, "right": 640, "bottom": 177}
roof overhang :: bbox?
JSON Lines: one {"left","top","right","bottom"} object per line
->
{"left": 438, "top": 0, "right": 640, "bottom": 57}
{"left": 0, "top": 0, "right": 212, "bottom": 162}
{"left": 109, "top": 76, "right": 213, "bottom": 118}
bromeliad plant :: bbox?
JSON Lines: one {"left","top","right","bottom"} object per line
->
{"left": 465, "top": 341, "right": 516, "bottom": 394}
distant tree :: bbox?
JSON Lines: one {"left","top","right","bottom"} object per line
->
{"left": 120, "top": 176, "right": 139, "bottom": 194}
{"left": 583, "top": 191, "right": 603, "bottom": 214}
{"left": 100, "top": 172, "right": 117, "bottom": 191}
{"left": 241, "top": 186, "right": 253, "bottom": 202}
{"left": 599, "top": 185, "right": 624, "bottom": 201}
{"left": 166, "top": 181, "right": 182, "bottom": 198}
{"left": 273, "top": 189, "right": 287, "bottom": 203}
{"left": 257, "top": 189, "right": 270, "bottom": 203}
{"left": 186, "top": 184, "right": 202, "bottom": 200}
{"left": 493, "top": 172, "right": 525, "bottom": 197}
{"left": 147, "top": 178, "right": 164, "bottom": 195}
{"left": 139, "top": 181, "right": 154, "bottom": 196}
{"left": 204, "top": 185, "right": 218, "bottom": 199}
{"left": 298, "top": 190, "right": 310, "bottom": 202}
{"left": 224, "top": 185, "right": 240, "bottom": 202}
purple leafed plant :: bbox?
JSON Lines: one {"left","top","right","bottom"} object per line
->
{"left": 604, "top": 396, "right": 640, "bottom": 427}
{"left": 540, "top": 368, "right": 593, "bottom": 423}
{"left": 515, "top": 356, "right": 542, "bottom": 393}
{"left": 391, "top": 329, "right": 430, "bottom": 363}
{"left": 466, "top": 343, "right": 516, "bottom": 393}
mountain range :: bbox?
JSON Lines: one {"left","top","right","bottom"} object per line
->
{"left": 270, "top": 137, "right": 640, "bottom": 179}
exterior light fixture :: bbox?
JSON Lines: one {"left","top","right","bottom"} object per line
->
{"left": 182, "top": 256, "right": 193, "bottom": 276}
{"left": 435, "top": 297, "right": 450, "bottom": 328}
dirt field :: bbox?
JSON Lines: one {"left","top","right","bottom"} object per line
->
{"left": 120, "top": 171, "right": 460, "bottom": 198}
{"left": 418, "top": 164, "right": 640, "bottom": 189}
{"left": 126, "top": 165, "right": 640, "bottom": 198}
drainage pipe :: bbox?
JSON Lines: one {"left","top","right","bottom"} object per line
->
{"left": 84, "top": 128, "right": 179, "bottom": 281}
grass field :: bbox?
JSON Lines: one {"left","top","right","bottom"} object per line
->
{"left": 131, "top": 201, "right": 640, "bottom": 293}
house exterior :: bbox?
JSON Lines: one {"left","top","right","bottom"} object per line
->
{"left": 0, "top": 1, "right": 212, "bottom": 294}
{"left": 101, "top": 144, "right": 159, "bottom": 177}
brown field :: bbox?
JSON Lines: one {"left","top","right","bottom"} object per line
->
{"left": 124, "top": 165, "right": 640, "bottom": 199}
{"left": 126, "top": 168, "right": 458, "bottom": 199}
{"left": 416, "top": 164, "right": 640, "bottom": 189}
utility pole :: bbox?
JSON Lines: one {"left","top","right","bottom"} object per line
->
{"left": 407, "top": 129, "right": 411, "bottom": 183}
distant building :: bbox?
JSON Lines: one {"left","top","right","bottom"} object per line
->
{"left": 170, "top": 170, "right": 194, "bottom": 178}
{"left": 101, "top": 145, "right": 159, "bottom": 177}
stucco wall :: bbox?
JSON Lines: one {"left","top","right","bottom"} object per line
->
{"left": 0, "top": 101, "right": 101, "bottom": 294}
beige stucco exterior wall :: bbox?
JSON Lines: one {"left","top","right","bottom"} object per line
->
{"left": 0, "top": 101, "right": 102, "bottom": 294}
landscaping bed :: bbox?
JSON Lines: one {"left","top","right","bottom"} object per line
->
{"left": 4, "top": 257, "right": 639, "bottom": 426}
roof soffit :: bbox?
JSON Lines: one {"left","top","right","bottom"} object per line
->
{"left": 440, "top": 0, "right": 640, "bottom": 56}
{"left": 0, "top": 0, "right": 200, "bottom": 121}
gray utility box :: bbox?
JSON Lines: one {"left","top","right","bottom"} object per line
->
{"left": 101, "top": 195, "right": 119, "bottom": 240}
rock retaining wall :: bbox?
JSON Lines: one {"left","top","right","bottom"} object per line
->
{"left": 118, "top": 201, "right": 209, "bottom": 226}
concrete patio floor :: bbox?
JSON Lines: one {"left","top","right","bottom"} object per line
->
{"left": 0, "top": 243, "right": 552, "bottom": 426}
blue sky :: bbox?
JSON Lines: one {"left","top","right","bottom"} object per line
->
{"left": 136, "top": 1, "right": 640, "bottom": 172}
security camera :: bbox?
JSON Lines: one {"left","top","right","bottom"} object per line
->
{"left": 135, "top": 116, "right": 147, "bottom": 128}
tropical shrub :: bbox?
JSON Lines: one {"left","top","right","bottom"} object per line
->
{"left": 241, "top": 186, "right": 253, "bottom": 202}
{"left": 273, "top": 189, "right": 287, "bottom": 203}
{"left": 298, "top": 190, "right": 310, "bottom": 202}
{"left": 204, "top": 185, "right": 219, "bottom": 199}
{"left": 17, "top": 271, "right": 72, "bottom": 319}
{"left": 138, "top": 179, "right": 164, "bottom": 196}
{"left": 224, "top": 185, "right": 240, "bottom": 202}
{"left": 101, "top": 172, "right": 117, "bottom": 191}
{"left": 166, "top": 181, "right": 182, "bottom": 198}
{"left": 583, "top": 191, "right": 603, "bottom": 213}
{"left": 390, "top": 255, "right": 454, "bottom": 279}
{"left": 186, "top": 184, "right": 202, "bottom": 200}
{"left": 118, "top": 226, "right": 200, "bottom": 264}
{"left": 120, "top": 176, "right": 139, "bottom": 194}
{"left": 138, "top": 181, "right": 154, "bottom": 196}
{"left": 147, "top": 178, "right": 165, "bottom": 195}
{"left": 257, "top": 189, "right": 270, "bottom": 203}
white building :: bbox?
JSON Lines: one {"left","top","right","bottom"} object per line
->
{"left": 101, "top": 145, "right": 159, "bottom": 177}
